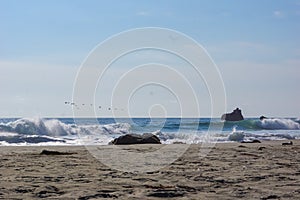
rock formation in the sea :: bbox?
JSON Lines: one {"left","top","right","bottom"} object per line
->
{"left": 111, "top": 133, "right": 161, "bottom": 145}
{"left": 221, "top": 108, "right": 244, "bottom": 121}
{"left": 259, "top": 116, "right": 268, "bottom": 120}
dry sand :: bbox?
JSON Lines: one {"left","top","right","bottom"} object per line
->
{"left": 0, "top": 140, "right": 300, "bottom": 199}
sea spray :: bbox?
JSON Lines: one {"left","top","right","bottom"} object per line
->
{"left": 228, "top": 126, "right": 245, "bottom": 142}
{"left": 0, "top": 118, "right": 131, "bottom": 136}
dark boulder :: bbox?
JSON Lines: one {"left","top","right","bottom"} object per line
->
{"left": 111, "top": 133, "right": 161, "bottom": 145}
{"left": 40, "top": 150, "right": 75, "bottom": 155}
{"left": 221, "top": 108, "right": 244, "bottom": 121}
{"left": 282, "top": 141, "right": 293, "bottom": 146}
{"left": 241, "top": 139, "right": 261, "bottom": 143}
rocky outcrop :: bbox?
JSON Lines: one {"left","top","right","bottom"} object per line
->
{"left": 111, "top": 133, "right": 161, "bottom": 145}
{"left": 221, "top": 108, "right": 244, "bottom": 121}
{"left": 259, "top": 116, "right": 267, "bottom": 120}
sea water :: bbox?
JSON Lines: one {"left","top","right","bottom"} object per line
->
{"left": 0, "top": 117, "right": 299, "bottom": 146}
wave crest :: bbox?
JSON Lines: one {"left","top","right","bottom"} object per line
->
{"left": 257, "top": 118, "right": 300, "bottom": 130}
{"left": 0, "top": 118, "right": 131, "bottom": 136}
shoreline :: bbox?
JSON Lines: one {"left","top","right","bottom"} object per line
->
{"left": 1, "top": 140, "right": 300, "bottom": 199}
{"left": 0, "top": 138, "right": 297, "bottom": 147}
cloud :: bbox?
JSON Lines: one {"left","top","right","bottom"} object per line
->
{"left": 273, "top": 10, "right": 285, "bottom": 18}
{"left": 136, "top": 11, "right": 150, "bottom": 16}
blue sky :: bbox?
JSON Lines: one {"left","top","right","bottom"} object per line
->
{"left": 0, "top": 0, "right": 300, "bottom": 117}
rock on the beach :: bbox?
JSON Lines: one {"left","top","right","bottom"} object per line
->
{"left": 241, "top": 139, "right": 261, "bottom": 143}
{"left": 282, "top": 141, "right": 293, "bottom": 146}
{"left": 221, "top": 108, "right": 244, "bottom": 121}
{"left": 111, "top": 133, "right": 161, "bottom": 145}
{"left": 40, "top": 150, "right": 75, "bottom": 155}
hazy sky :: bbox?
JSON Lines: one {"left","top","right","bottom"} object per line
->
{"left": 1, "top": 0, "right": 300, "bottom": 117}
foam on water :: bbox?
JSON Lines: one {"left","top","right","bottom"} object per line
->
{"left": 0, "top": 117, "right": 299, "bottom": 146}
{"left": 0, "top": 118, "right": 131, "bottom": 136}
{"left": 153, "top": 130, "right": 216, "bottom": 144}
{"left": 257, "top": 118, "right": 300, "bottom": 130}
{"left": 228, "top": 126, "right": 245, "bottom": 142}
{"left": 0, "top": 132, "right": 18, "bottom": 137}
{"left": 0, "top": 118, "right": 73, "bottom": 136}
{"left": 0, "top": 118, "right": 131, "bottom": 145}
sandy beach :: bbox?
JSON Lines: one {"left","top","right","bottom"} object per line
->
{"left": 0, "top": 140, "right": 300, "bottom": 199}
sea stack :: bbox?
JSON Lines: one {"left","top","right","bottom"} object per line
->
{"left": 221, "top": 108, "right": 244, "bottom": 121}
{"left": 259, "top": 116, "right": 267, "bottom": 120}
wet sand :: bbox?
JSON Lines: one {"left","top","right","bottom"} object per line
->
{"left": 0, "top": 140, "right": 300, "bottom": 199}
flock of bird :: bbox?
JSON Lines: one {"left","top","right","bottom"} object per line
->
{"left": 64, "top": 101, "right": 124, "bottom": 111}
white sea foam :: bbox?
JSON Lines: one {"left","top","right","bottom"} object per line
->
{"left": 0, "top": 117, "right": 299, "bottom": 146}
{"left": 228, "top": 126, "right": 245, "bottom": 142}
{"left": 0, "top": 118, "right": 130, "bottom": 145}
{"left": 0, "top": 118, "right": 131, "bottom": 136}
{"left": 153, "top": 130, "right": 208, "bottom": 144}
{"left": 257, "top": 118, "right": 300, "bottom": 130}
{"left": 0, "top": 118, "right": 132, "bottom": 146}
{"left": 0, "top": 132, "right": 18, "bottom": 136}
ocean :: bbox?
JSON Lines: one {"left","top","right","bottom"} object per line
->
{"left": 0, "top": 117, "right": 299, "bottom": 146}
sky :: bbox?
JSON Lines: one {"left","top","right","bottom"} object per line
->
{"left": 0, "top": 0, "right": 300, "bottom": 117}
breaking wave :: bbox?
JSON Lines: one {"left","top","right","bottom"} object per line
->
{"left": 0, "top": 118, "right": 131, "bottom": 145}
{"left": 161, "top": 118, "right": 300, "bottom": 131}
{"left": 0, "top": 117, "right": 299, "bottom": 145}
{"left": 257, "top": 118, "right": 300, "bottom": 130}
{"left": 208, "top": 118, "right": 300, "bottom": 131}
{"left": 0, "top": 118, "right": 131, "bottom": 136}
